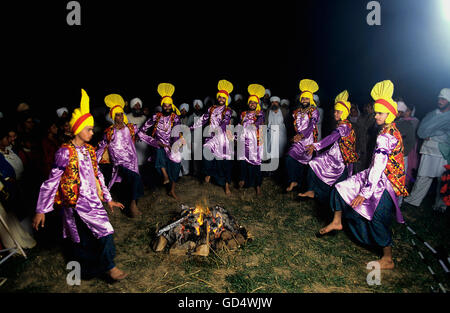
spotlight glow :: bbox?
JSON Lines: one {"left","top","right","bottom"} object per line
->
{"left": 443, "top": 0, "right": 450, "bottom": 22}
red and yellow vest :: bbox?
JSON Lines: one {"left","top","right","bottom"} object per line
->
{"left": 54, "top": 143, "right": 104, "bottom": 207}
{"left": 293, "top": 105, "right": 318, "bottom": 143}
{"left": 380, "top": 123, "right": 409, "bottom": 197}
{"left": 338, "top": 120, "right": 358, "bottom": 164}
{"left": 99, "top": 123, "right": 136, "bottom": 164}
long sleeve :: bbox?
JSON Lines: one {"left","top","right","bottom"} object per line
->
{"left": 137, "top": 114, "right": 159, "bottom": 148}
{"left": 96, "top": 132, "right": 108, "bottom": 162}
{"left": 35, "top": 148, "right": 69, "bottom": 214}
{"left": 300, "top": 108, "right": 319, "bottom": 138}
{"left": 359, "top": 134, "right": 397, "bottom": 199}
{"left": 313, "top": 123, "right": 349, "bottom": 151}
{"left": 191, "top": 110, "right": 211, "bottom": 130}
{"left": 219, "top": 108, "right": 232, "bottom": 132}
{"left": 97, "top": 166, "right": 112, "bottom": 202}
{"left": 255, "top": 112, "right": 265, "bottom": 128}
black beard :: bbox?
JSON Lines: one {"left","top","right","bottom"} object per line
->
{"left": 300, "top": 102, "right": 310, "bottom": 109}
{"left": 132, "top": 109, "right": 142, "bottom": 117}
{"left": 271, "top": 105, "right": 279, "bottom": 111}
{"left": 163, "top": 109, "right": 173, "bottom": 116}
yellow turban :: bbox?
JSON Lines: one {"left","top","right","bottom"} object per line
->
{"left": 105, "top": 94, "right": 129, "bottom": 124}
{"left": 334, "top": 90, "right": 351, "bottom": 120}
{"left": 157, "top": 83, "right": 180, "bottom": 115}
{"left": 247, "top": 84, "right": 265, "bottom": 112}
{"left": 299, "top": 79, "right": 319, "bottom": 106}
{"left": 70, "top": 89, "right": 94, "bottom": 136}
{"left": 216, "top": 80, "right": 234, "bottom": 106}
{"left": 371, "top": 80, "right": 398, "bottom": 124}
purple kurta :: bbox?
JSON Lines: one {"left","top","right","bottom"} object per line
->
{"left": 237, "top": 111, "right": 265, "bottom": 166}
{"left": 137, "top": 113, "right": 182, "bottom": 163}
{"left": 335, "top": 133, "right": 404, "bottom": 223}
{"left": 36, "top": 146, "right": 114, "bottom": 243}
{"left": 191, "top": 105, "right": 233, "bottom": 160}
{"left": 309, "top": 123, "right": 352, "bottom": 186}
{"left": 96, "top": 125, "right": 140, "bottom": 189}
{"left": 287, "top": 106, "right": 319, "bottom": 164}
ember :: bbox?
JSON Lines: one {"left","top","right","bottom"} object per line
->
{"left": 152, "top": 204, "right": 249, "bottom": 256}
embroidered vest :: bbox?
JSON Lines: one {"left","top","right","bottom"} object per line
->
{"left": 100, "top": 123, "right": 136, "bottom": 164}
{"left": 54, "top": 143, "right": 104, "bottom": 207}
{"left": 293, "top": 105, "right": 318, "bottom": 143}
{"left": 240, "top": 110, "right": 262, "bottom": 146}
{"left": 338, "top": 120, "right": 358, "bottom": 164}
{"left": 380, "top": 123, "right": 409, "bottom": 197}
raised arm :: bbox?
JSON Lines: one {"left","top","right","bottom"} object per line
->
{"left": 137, "top": 114, "right": 160, "bottom": 148}
{"left": 313, "top": 123, "right": 349, "bottom": 151}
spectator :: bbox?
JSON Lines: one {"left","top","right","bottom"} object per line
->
{"left": 404, "top": 88, "right": 450, "bottom": 212}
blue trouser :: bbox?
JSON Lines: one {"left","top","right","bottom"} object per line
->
{"left": 239, "top": 161, "right": 262, "bottom": 188}
{"left": 155, "top": 148, "right": 181, "bottom": 183}
{"left": 68, "top": 212, "right": 116, "bottom": 279}
{"left": 330, "top": 188, "right": 394, "bottom": 247}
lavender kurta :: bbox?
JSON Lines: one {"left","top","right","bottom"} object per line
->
{"left": 335, "top": 133, "right": 404, "bottom": 223}
{"left": 287, "top": 106, "right": 319, "bottom": 164}
{"left": 237, "top": 111, "right": 265, "bottom": 166}
{"left": 96, "top": 125, "right": 140, "bottom": 189}
{"left": 191, "top": 105, "right": 233, "bottom": 160}
{"left": 36, "top": 145, "right": 114, "bottom": 243}
{"left": 309, "top": 123, "right": 352, "bottom": 186}
{"left": 137, "top": 113, "right": 182, "bottom": 163}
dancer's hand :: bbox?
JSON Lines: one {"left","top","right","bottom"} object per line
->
{"left": 108, "top": 201, "right": 124, "bottom": 213}
{"left": 306, "top": 144, "right": 315, "bottom": 155}
{"left": 350, "top": 195, "right": 366, "bottom": 208}
{"left": 32, "top": 213, "right": 45, "bottom": 230}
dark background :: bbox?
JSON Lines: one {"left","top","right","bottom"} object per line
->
{"left": 2, "top": 0, "right": 449, "bottom": 119}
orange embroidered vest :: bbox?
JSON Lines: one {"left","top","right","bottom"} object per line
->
{"left": 380, "top": 123, "right": 409, "bottom": 197}
{"left": 293, "top": 106, "right": 318, "bottom": 143}
{"left": 54, "top": 143, "right": 104, "bottom": 207}
{"left": 338, "top": 120, "right": 358, "bottom": 164}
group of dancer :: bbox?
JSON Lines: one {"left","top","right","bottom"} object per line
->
{"left": 31, "top": 78, "right": 437, "bottom": 281}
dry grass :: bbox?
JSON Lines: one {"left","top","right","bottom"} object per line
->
{"left": 1, "top": 176, "right": 449, "bottom": 293}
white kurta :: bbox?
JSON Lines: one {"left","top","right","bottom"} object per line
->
{"left": 267, "top": 109, "right": 287, "bottom": 159}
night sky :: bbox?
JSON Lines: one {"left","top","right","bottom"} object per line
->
{"left": 2, "top": 0, "right": 449, "bottom": 120}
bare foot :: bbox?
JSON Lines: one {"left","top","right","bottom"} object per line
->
{"left": 377, "top": 257, "right": 395, "bottom": 270}
{"left": 256, "top": 186, "right": 261, "bottom": 196}
{"left": 318, "top": 222, "right": 343, "bottom": 235}
{"left": 129, "top": 201, "right": 142, "bottom": 218}
{"left": 225, "top": 184, "right": 231, "bottom": 195}
{"left": 238, "top": 181, "right": 245, "bottom": 189}
{"left": 169, "top": 190, "right": 179, "bottom": 200}
{"left": 163, "top": 177, "right": 170, "bottom": 185}
{"left": 286, "top": 182, "right": 298, "bottom": 192}
{"left": 204, "top": 176, "right": 211, "bottom": 184}
{"left": 298, "top": 190, "right": 314, "bottom": 198}
{"left": 108, "top": 267, "right": 128, "bottom": 281}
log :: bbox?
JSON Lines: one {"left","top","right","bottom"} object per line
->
{"left": 153, "top": 236, "right": 168, "bottom": 252}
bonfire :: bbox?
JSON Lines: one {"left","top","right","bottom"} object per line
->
{"left": 152, "top": 204, "right": 250, "bottom": 256}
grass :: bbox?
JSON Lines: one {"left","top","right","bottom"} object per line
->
{"left": 1, "top": 176, "right": 449, "bottom": 293}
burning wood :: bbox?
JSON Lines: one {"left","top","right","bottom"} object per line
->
{"left": 152, "top": 204, "right": 249, "bottom": 256}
